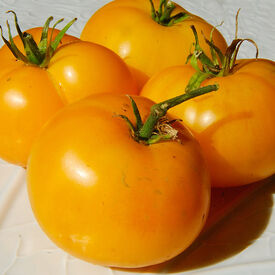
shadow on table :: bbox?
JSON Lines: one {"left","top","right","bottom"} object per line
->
{"left": 115, "top": 175, "right": 275, "bottom": 273}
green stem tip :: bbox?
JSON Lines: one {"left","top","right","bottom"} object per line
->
{"left": 149, "top": 0, "right": 189, "bottom": 26}
{"left": 0, "top": 11, "right": 77, "bottom": 67}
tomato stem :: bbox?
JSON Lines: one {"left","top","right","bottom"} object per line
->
{"left": 149, "top": 0, "right": 189, "bottom": 26}
{"left": 139, "top": 85, "right": 218, "bottom": 141}
{"left": 121, "top": 85, "right": 218, "bottom": 144}
{"left": 186, "top": 11, "right": 259, "bottom": 89}
{"left": 0, "top": 11, "right": 77, "bottom": 67}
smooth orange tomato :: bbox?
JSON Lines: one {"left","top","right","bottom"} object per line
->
{"left": 81, "top": 0, "right": 227, "bottom": 86}
{"left": 141, "top": 59, "right": 275, "bottom": 187}
{"left": 0, "top": 25, "right": 138, "bottom": 166}
{"left": 47, "top": 41, "right": 138, "bottom": 103}
{"left": 27, "top": 93, "right": 210, "bottom": 268}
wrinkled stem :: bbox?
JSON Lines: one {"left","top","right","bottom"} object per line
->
{"left": 186, "top": 11, "right": 259, "bottom": 82}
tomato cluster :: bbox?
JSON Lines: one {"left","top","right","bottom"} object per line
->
{"left": 0, "top": 0, "right": 274, "bottom": 269}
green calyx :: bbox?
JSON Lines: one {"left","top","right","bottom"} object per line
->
{"left": 0, "top": 11, "right": 77, "bottom": 68}
{"left": 119, "top": 85, "right": 218, "bottom": 145}
{"left": 149, "top": 0, "right": 189, "bottom": 26}
{"left": 185, "top": 13, "right": 258, "bottom": 92}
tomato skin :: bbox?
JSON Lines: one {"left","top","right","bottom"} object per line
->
{"left": 48, "top": 41, "right": 139, "bottom": 103}
{"left": 0, "top": 29, "right": 138, "bottom": 166}
{"left": 0, "top": 28, "right": 75, "bottom": 167}
{"left": 141, "top": 59, "right": 275, "bottom": 187}
{"left": 81, "top": 0, "right": 227, "bottom": 82}
{"left": 27, "top": 93, "right": 210, "bottom": 268}
{"left": 0, "top": 65, "right": 63, "bottom": 166}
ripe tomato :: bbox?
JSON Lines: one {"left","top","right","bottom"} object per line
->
{"left": 47, "top": 41, "right": 138, "bottom": 103}
{"left": 0, "top": 16, "right": 138, "bottom": 166}
{"left": 27, "top": 93, "right": 210, "bottom": 268}
{"left": 141, "top": 58, "right": 275, "bottom": 187}
{"left": 81, "top": 0, "right": 227, "bottom": 86}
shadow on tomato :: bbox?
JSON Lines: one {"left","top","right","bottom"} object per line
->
{"left": 114, "top": 175, "right": 275, "bottom": 273}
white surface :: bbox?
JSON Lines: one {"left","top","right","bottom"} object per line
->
{"left": 0, "top": 0, "right": 275, "bottom": 275}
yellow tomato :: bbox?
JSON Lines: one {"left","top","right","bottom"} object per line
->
{"left": 0, "top": 65, "right": 63, "bottom": 167}
{"left": 47, "top": 41, "right": 138, "bottom": 103}
{"left": 27, "top": 93, "right": 210, "bottom": 268}
{"left": 0, "top": 18, "right": 138, "bottom": 166}
{"left": 141, "top": 59, "right": 275, "bottom": 187}
{"left": 81, "top": 0, "right": 227, "bottom": 85}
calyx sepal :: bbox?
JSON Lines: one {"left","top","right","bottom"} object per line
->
{"left": 186, "top": 10, "right": 259, "bottom": 91}
{"left": 0, "top": 11, "right": 77, "bottom": 67}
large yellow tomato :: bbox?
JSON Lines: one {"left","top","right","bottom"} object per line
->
{"left": 81, "top": 0, "right": 227, "bottom": 86}
{"left": 27, "top": 93, "right": 210, "bottom": 268}
{"left": 0, "top": 15, "right": 138, "bottom": 166}
{"left": 141, "top": 58, "right": 275, "bottom": 187}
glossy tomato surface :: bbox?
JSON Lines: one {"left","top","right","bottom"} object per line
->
{"left": 0, "top": 28, "right": 138, "bottom": 166}
{"left": 0, "top": 65, "right": 63, "bottom": 167}
{"left": 0, "top": 28, "right": 76, "bottom": 167}
{"left": 81, "top": 0, "right": 227, "bottom": 85}
{"left": 47, "top": 41, "right": 138, "bottom": 103}
{"left": 141, "top": 59, "right": 275, "bottom": 187}
{"left": 27, "top": 93, "right": 210, "bottom": 268}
